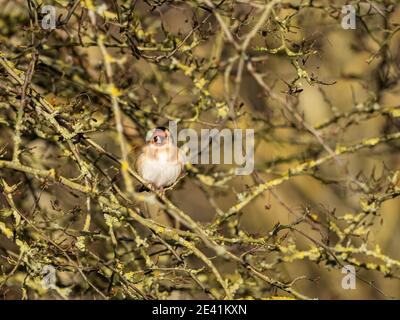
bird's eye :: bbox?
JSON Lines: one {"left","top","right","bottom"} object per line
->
{"left": 154, "top": 136, "right": 164, "bottom": 144}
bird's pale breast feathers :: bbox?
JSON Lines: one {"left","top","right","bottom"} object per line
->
{"left": 136, "top": 143, "right": 184, "bottom": 188}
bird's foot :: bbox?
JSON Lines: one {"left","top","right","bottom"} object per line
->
{"left": 158, "top": 186, "right": 165, "bottom": 197}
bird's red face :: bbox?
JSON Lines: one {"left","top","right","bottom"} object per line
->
{"left": 150, "top": 128, "right": 170, "bottom": 147}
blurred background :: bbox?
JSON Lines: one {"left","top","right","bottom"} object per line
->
{"left": 0, "top": 0, "right": 399, "bottom": 299}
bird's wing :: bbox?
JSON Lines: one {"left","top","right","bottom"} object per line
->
{"left": 135, "top": 150, "right": 145, "bottom": 174}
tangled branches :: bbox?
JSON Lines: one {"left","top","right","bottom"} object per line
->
{"left": 0, "top": 0, "right": 400, "bottom": 300}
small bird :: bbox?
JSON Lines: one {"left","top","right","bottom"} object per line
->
{"left": 135, "top": 127, "right": 184, "bottom": 192}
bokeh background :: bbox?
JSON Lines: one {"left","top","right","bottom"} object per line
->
{"left": 0, "top": 0, "right": 399, "bottom": 299}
